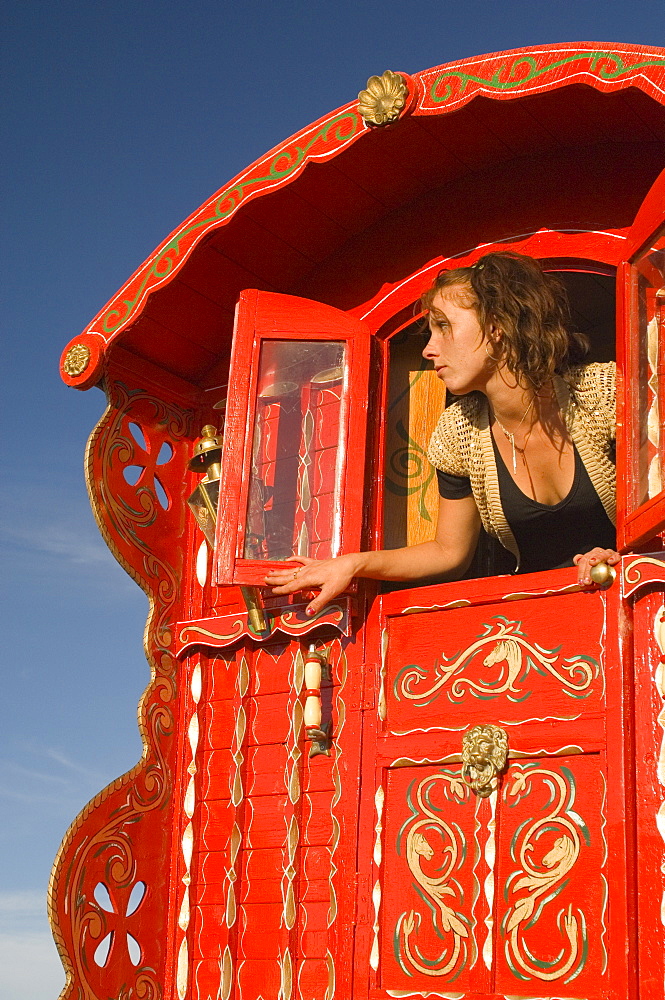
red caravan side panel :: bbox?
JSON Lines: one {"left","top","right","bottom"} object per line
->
{"left": 48, "top": 376, "right": 196, "bottom": 1000}
{"left": 188, "top": 634, "right": 365, "bottom": 1000}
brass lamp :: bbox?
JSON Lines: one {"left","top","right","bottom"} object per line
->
{"left": 187, "top": 424, "right": 267, "bottom": 633}
{"left": 187, "top": 425, "right": 222, "bottom": 548}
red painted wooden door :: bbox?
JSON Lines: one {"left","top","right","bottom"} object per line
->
{"left": 355, "top": 573, "right": 633, "bottom": 1000}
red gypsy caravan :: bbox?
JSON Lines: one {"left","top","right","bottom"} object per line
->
{"left": 52, "top": 41, "right": 665, "bottom": 1000}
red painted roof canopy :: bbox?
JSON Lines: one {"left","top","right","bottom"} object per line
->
{"left": 61, "top": 41, "right": 665, "bottom": 391}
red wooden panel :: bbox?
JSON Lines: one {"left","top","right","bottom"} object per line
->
{"left": 199, "top": 748, "right": 234, "bottom": 801}
{"left": 243, "top": 795, "right": 290, "bottom": 848}
{"left": 299, "top": 900, "right": 332, "bottom": 957}
{"left": 125, "top": 314, "right": 218, "bottom": 380}
{"left": 142, "top": 277, "right": 227, "bottom": 347}
{"left": 213, "top": 213, "right": 316, "bottom": 284}
{"left": 197, "top": 849, "right": 237, "bottom": 887}
{"left": 617, "top": 166, "right": 665, "bottom": 549}
{"left": 206, "top": 698, "right": 236, "bottom": 749}
{"left": 302, "top": 755, "right": 337, "bottom": 794}
{"left": 381, "top": 762, "right": 490, "bottom": 994}
{"left": 495, "top": 755, "right": 609, "bottom": 996}
{"left": 245, "top": 744, "right": 290, "bottom": 796}
{"left": 238, "top": 902, "right": 290, "bottom": 958}
{"left": 309, "top": 492, "right": 334, "bottom": 546}
{"left": 247, "top": 692, "right": 292, "bottom": 746}
{"left": 291, "top": 159, "right": 385, "bottom": 232}
{"left": 251, "top": 641, "right": 294, "bottom": 696}
{"left": 296, "top": 957, "right": 335, "bottom": 1000}
{"left": 198, "top": 797, "right": 234, "bottom": 853}
{"left": 301, "top": 791, "right": 336, "bottom": 847}
{"left": 311, "top": 447, "right": 337, "bottom": 495}
{"left": 331, "top": 120, "right": 436, "bottom": 207}
{"left": 301, "top": 845, "right": 335, "bottom": 883}
{"left": 235, "top": 959, "right": 284, "bottom": 995}
{"left": 631, "top": 588, "right": 665, "bottom": 1000}
{"left": 240, "top": 849, "right": 284, "bottom": 902}
{"left": 193, "top": 959, "right": 232, "bottom": 1000}
{"left": 178, "top": 241, "right": 277, "bottom": 308}
{"left": 385, "top": 592, "right": 605, "bottom": 735}
{"left": 204, "top": 650, "right": 238, "bottom": 702}
{"left": 193, "top": 904, "right": 231, "bottom": 955}
{"left": 299, "top": 877, "right": 331, "bottom": 904}
{"left": 244, "top": 184, "right": 350, "bottom": 262}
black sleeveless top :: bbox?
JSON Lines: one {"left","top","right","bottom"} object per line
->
{"left": 436, "top": 440, "right": 616, "bottom": 574}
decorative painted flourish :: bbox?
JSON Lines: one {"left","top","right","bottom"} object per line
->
{"left": 502, "top": 764, "right": 589, "bottom": 983}
{"left": 385, "top": 419, "right": 436, "bottom": 523}
{"left": 370, "top": 786, "right": 385, "bottom": 972}
{"left": 427, "top": 50, "right": 665, "bottom": 107}
{"left": 623, "top": 555, "right": 665, "bottom": 598}
{"left": 395, "top": 769, "right": 477, "bottom": 979}
{"left": 394, "top": 616, "right": 598, "bottom": 707}
{"left": 175, "top": 599, "right": 351, "bottom": 653}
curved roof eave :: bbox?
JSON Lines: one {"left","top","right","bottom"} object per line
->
{"left": 61, "top": 40, "right": 665, "bottom": 390}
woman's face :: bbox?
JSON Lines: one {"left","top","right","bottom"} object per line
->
{"left": 423, "top": 286, "right": 496, "bottom": 395}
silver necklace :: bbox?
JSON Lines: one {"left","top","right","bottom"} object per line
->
{"left": 493, "top": 396, "right": 536, "bottom": 473}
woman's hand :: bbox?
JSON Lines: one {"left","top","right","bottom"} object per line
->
{"left": 264, "top": 554, "right": 359, "bottom": 616}
{"left": 573, "top": 547, "right": 620, "bottom": 585}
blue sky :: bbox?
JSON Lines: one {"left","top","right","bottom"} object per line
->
{"left": 3, "top": 1, "right": 665, "bottom": 996}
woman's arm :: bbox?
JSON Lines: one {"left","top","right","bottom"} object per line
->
{"left": 265, "top": 495, "right": 481, "bottom": 615}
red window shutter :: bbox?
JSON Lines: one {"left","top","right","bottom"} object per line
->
{"left": 214, "top": 289, "right": 371, "bottom": 586}
{"left": 617, "top": 167, "right": 665, "bottom": 550}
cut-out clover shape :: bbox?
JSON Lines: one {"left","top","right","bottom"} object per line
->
{"left": 122, "top": 422, "right": 173, "bottom": 510}
{"left": 93, "top": 880, "right": 146, "bottom": 968}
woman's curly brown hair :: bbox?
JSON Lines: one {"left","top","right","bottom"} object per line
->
{"left": 421, "top": 251, "right": 589, "bottom": 386}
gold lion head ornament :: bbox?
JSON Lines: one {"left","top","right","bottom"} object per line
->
{"left": 461, "top": 724, "right": 509, "bottom": 797}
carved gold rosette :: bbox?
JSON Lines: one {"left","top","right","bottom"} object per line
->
{"left": 358, "top": 70, "right": 408, "bottom": 125}
{"left": 62, "top": 343, "right": 91, "bottom": 376}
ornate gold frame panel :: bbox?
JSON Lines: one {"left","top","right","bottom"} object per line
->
{"left": 48, "top": 381, "right": 193, "bottom": 999}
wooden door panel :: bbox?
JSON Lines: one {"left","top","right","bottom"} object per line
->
{"left": 359, "top": 579, "right": 632, "bottom": 1000}
{"left": 495, "top": 755, "right": 608, "bottom": 997}
{"left": 385, "top": 592, "right": 605, "bottom": 735}
{"left": 381, "top": 762, "right": 489, "bottom": 993}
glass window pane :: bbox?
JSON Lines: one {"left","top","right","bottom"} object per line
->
{"left": 244, "top": 340, "right": 345, "bottom": 561}
{"left": 630, "top": 228, "right": 665, "bottom": 510}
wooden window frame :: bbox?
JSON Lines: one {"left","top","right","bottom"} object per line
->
{"left": 213, "top": 289, "right": 371, "bottom": 587}
{"left": 617, "top": 167, "right": 665, "bottom": 551}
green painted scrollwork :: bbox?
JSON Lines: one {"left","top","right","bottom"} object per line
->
{"left": 430, "top": 52, "right": 665, "bottom": 105}
{"left": 394, "top": 769, "right": 477, "bottom": 980}
{"left": 501, "top": 764, "right": 590, "bottom": 984}
{"left": 102, "top": 112, "right": 362, "bottom": 335}
{"left": 385, "top": 419, "right": 435, "bottom": 522}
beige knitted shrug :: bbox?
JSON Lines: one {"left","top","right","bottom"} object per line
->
{"left": 427, "top": 362, "right": 616, "bottom": 569}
